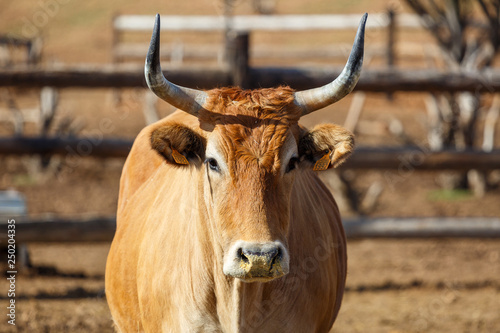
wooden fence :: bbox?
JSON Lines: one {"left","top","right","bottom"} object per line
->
{"left": 2, "top": 216, "right": 499, "bottom": 243}
{"left": 111, "top": 12, "right": 438, "bottom": 67}
{"left": 113, "top": 13, "right": 422, "bottom": 32}
{"left": 112, "top": 13, "right": 402, "bottom": 65}
{"left": 0, "top": 35, "right": 42, "bottom": 66}
{"left": 0, "top": 137, "right": 499, "bottom": 171}
{"left": 2, "top": 65, "right": 500, "bottom": 92}
{"left": 2, "top": 14, "right": 499, "bottom": 243}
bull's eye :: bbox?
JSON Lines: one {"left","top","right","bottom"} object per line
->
{"left": 286, "top": 157, "right": 299, "bottom": 173}
{"left": 205, "top": 157, "right": 220, "bottom": 172}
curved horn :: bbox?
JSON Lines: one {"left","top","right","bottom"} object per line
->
{"left": 145, "top": 14, "right": 207, "bottom": 116}
{"left": 294, "top": 13, "right": 367, "bottom": 116}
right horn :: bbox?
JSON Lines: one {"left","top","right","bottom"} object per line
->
{"left": 145, "top": 14, "right": 208, "bottom": 116}
{"left": 294, "top": 13, "right": 367, "bottom": 116}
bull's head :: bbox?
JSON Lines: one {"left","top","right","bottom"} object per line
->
{"left": 146, "top": 14, "right": 366, "bottom": 282}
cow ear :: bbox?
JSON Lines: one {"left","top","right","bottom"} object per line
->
{"left": 151, "top": 123, "right": 206, "bottom": 167}
{"left": 298, "top": 124, "right": 354, "bottom": 170}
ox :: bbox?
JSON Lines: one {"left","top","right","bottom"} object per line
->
{"left": 106, "top": 13, "right": 367, "bottom": 332}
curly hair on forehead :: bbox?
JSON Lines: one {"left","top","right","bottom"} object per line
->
{"left": 199, "top": 86, "right": 302, "bottom": 124}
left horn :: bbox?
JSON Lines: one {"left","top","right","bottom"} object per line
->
{"left": 145, "top": 14, "right": 207, "bottom": 116}
{"left": 294, "top": 13, "right": 367, "bottom": 116}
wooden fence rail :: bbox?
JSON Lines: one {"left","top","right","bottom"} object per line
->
{"left": 1, "top": 137, "right": 499, "bottom": 170}
{"left": 0, "top": 65, "right": 230, "bottom": 90}
{"left": 2, "top": 66, "right": 500, "bottom": 92}
{"left": 346, "top": 147, "right": 500, "bottom": 170}
{"left": 343, "top": 217, "right": 500, "bottom": 239}
{"left": 1, "top": 216, "right": 499, "bottom": 243}
{"left": 0, "top": 137, "right": 132, "bottom": 158}
{"left": 111, "top": 12, "right": 427, "bottom": 69}
{"left": 113, "top": 13, "right": 423, "bottom": 32}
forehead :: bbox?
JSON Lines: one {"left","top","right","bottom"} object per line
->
{"left": 200, "top": 86, "right": 300, "bottom": 122}
{"left": 201, "top": 87, "right": 301, "bottom": 170}
{"left": 216, "top": 119, "right": 294, "bottom": 156}
{"left": 206, "top": 121, "right": 298, "bottom": 178}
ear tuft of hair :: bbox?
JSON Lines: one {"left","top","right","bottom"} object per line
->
{"left": 150, "top": 123, "right": 206, "bottom": 166}
{"left": 299, "top": 124, "right": 355, "bottom": 170}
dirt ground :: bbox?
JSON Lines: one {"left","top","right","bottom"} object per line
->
{"left": 1, "top": 0, "right": 500, "bottom": 332}
{"left": 1, "top": 239, "right": 499, "bottom": 333}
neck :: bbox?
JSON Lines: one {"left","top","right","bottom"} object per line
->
{"left": 214, "top": 274, "right": 270, "bottom": 332}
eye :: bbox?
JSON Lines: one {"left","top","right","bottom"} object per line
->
{"left": 205, "top": 157, "right": 220, "bottom": 172}
{"left": 285, "top": 156, "right": 299, "bottom": 173}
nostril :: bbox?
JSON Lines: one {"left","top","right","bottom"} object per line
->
{"left": 274, "top": 247, "right": 282, "bottom": 260}
{"left": 237, "top": 248, "right": 249, "bottom": 263}
{"left": 270, "top": 247, "right": 281, "bottom": 266}
{"left": 275, "top": 247, "right": 282, "bottom": 258}
{"left": 266, "top": 247, "right": 279, "bottom": 260}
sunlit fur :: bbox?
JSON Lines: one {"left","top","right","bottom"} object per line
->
{"left": 299, "top": 123, "right": 355, "bottom": 168}
{"left": 200, "top": 87, "right": 302, "bottom": 176}
{"left": 106, "top": 86, "right": 351, "bottom": 332}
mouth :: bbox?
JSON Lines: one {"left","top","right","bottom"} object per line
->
{"left": 234, "top": 258, "right": 288, "bottom": 282}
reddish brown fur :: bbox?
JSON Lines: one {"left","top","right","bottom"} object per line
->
{"left": 299, "top": 123, "right": 355, "bottom": 168}
{"left": 151, "top": 122, "right": 206, "bottom": 165}
{"left": 200, "top": 87, "right": 302, "bottom": 177}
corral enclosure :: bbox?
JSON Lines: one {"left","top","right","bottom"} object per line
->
{"left": 1, "top": 0, "right": 500, "bottom": 332}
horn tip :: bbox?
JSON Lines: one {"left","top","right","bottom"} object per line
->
{"left": 146, "top": 13, "right": 161, "bottom": 64}
{"left": 350, "top": 13, "right": 367, "bottom": 61}
{"left": 145, "top": 13, "right": 163, "bottom": 90}
{"left": 359, "top": 13, "right": 368, "bottom": 31}
{"left": 154, "top": 13, "right": 161, "bottom": 31}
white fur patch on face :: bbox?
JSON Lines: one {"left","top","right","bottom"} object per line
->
{"left": 281, "top": 133, "right": 299, "bottom": 175}
{"left": 205, "top": 134, "right": 228, "bottom": 174}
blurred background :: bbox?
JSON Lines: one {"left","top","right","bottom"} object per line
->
{"left": 1, "top": 0, "right": 499, "bottom": 332}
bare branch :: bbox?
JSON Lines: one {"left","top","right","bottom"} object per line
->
{"left": 478, "top": 0, "right": 494, "bottom": 21}
{"left": 443, "top": 2, "right": 461, "bottom": 60}
{"left": 477, "top": 0, "right": 500, "bottom": 53}
{"left": 429, "top": 0, "right": 446, "bottom": 17}
{"left": 405, "top": 0, "right": 453, "bottom": 55}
